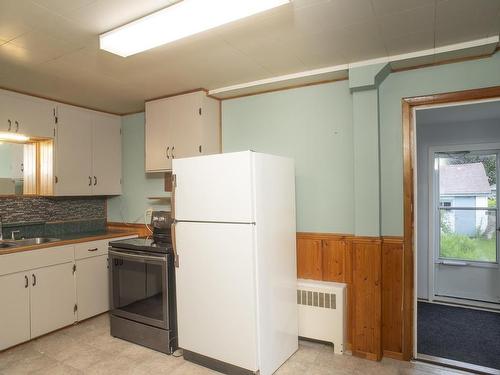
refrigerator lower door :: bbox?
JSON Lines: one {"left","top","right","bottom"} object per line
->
{"left": 175, "top": 221, "right": 259, "bottom": 372}
{"left": 172, "top": 151, "right": 254, "bottom": 223}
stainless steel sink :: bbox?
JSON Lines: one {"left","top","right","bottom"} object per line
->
{"left": 14, "top": 237, "right": 61, "bottom": 246}
{"left": 0, "top": 242, "right": 16, "bottom": 249}
{"left": 0, "top": 237, "right": 61, "bottom": 248}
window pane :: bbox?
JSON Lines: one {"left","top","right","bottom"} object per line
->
{"left": 438, "top": 153, "right": 496, "bottom": 209}
{"left": 440, "top": 209, "right": 497, "bottom": 262}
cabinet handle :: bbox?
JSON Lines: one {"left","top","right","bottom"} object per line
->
{"left": 7, "top": 119, "right": 11, "bottom": 131}
{"left": 15, "top": 121, "right": 19, "bottom": 132}
{"left": 88, "top": 176, "right": 92, "bottom": 186}
{"left": 166, "top": 146, "right": 170, "bottom": 159}
{"left": 94, "top": 176, "right": 97, "bottom": 186}
{"left": 172, "top": 146, "right": 175, "bottom": 159}
{"left": 88, "top": 248, "right": 98, "bottom": 252}
{"left": 32, "top": 274, "right": 36, "bottom": 287}
{"left": 25, "top": 275, "right": 28, "bottom": 288}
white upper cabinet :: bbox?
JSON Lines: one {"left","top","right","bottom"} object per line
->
{"left": 0, "top": 90, "right": 54, "bottom": 138}
{"left": 55, "top": 105, "right": 93, "bottom": 196}
{"left": 145, "top": 91, "right": 220, "bottom": 172}
{"left": 145, "top": 97, "right": 172, "bottom": 171}
{"left": 92, "top": 113, "right": 122, "bottom": 195}
{"left": 53, "top": 104, "right": 122, "bottom": 196}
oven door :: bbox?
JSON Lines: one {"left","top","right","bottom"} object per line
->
{"left": 109, "top": 248, "right": 169, "bottom": 330}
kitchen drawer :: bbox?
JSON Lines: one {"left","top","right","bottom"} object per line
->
{"left": 75, "top": 236, "right": 137, "bottom": 260}
{"left": 0, "top": 245, "right": 74, "bottom": 277}
{"left": 74, "top": 240, "right": 108, "bottom": 260}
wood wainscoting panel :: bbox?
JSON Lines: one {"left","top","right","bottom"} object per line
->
{"left": 296, "top": 237, "right": 323, "bottom": 280}
{"left": 351, "top": 237, "right": 382, "bottom": 361}
{"left": 381, "top": 237, "right": 404, "bottom": 359}
{"left": 322, "top": 238, "right": 347, "bottom": 282}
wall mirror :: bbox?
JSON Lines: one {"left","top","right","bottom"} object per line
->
{"left": 0, "top": 141, "right": 37, "bottom": 195}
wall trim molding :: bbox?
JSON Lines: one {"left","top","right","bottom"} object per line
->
{"left": 297, "top": 232, "right": 403, "bottom": 244}
{"left": 383, "top": 350, "right": 405, "bottom": 361}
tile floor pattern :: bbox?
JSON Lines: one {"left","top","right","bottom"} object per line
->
{"left": 0, "top": 314, "right": 470, "bottom": 375}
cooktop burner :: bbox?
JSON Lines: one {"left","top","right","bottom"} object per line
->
{"left": 109, "top": 237, "right": 172, "bottom": 254}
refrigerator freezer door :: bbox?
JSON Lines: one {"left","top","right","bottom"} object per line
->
{"left": 175, "top": 221, "right": 259, "bottom": 371}
{"left": 172, "top": 151, "right": 254, "bottom": 223}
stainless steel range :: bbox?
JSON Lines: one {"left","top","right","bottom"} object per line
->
{"left": 108, "top": 212, "right": 177, "bottom": 354}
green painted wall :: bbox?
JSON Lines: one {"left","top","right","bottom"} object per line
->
{"left": 379, "top": 51, "right": 500, "bottom": 236}
{"left": 222, "top": 81, "right": 354, "bottom": 233}
{"left": 107, "top": 52, "right": 500, "bottom": 237}
{"left": 352, "top": 88, "right": 380, "bottom": 236}
{"left": 107, "top": 113, "right": 167, "bottom": 223}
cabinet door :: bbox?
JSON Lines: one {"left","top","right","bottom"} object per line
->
{"left": 55, "top": 105, "right": 93, "bottom": 195}
{"left": 92, "top": 113, "right": 122, "bottom": 195}
{"left": 0, "top": 91, "right": 13, "bottom": 132}
{"left": 0, "top": 272, "right": 30, "bottom": 350}
{"left": 169, "top": 92, "right": 203, "bottom": 160}
{"left": 145, "top": 98, "right": 172, "bottom": 172}
{"left": 30, "top": 262, "right": 76, "bottom": 338}
{"left": 76, "top": 255, "right": 109, "bottom": 321}
{"left": 12, "top": 94, "right": 54, "bottom": 138}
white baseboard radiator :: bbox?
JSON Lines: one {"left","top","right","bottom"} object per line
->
{"left": 297, "top": 279, "right": 347, "bottom": 354}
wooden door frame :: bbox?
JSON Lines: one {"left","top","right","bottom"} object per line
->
{"left": 401, "top": 85, "right": 500, "bottom": 360}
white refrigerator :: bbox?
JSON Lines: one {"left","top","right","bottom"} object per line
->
{"left": 172, "top": 151, "right": 298, "bottom": 375}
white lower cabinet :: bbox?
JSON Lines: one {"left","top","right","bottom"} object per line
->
{"left": 0, "top": 271, "right": 31, "bottom": 351}
{"left": 30, "top": 262, "right": 77, "bottom": 338}
{"left": 0, "top": 235, "right": 136, "bottom": 351}
{"left": 76, "top": 255, "right": 109, "bottom": 321}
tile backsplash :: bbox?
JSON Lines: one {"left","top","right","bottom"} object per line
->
{"left": 0, "top": 196, "right": 106, "bottom": 224}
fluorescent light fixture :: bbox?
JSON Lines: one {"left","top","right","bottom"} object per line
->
{"left": 0, "top": 132, "right": 30, "bottom": 143}
{"left": 99, "top": 0, "right": 290, "bottom": 57}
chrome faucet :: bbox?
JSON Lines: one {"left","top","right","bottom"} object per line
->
{"left": 0, "top": 215, "right": 3, "bottom": 241}
{"left": 11, "top": 230, "right": 20, "bottom": 241}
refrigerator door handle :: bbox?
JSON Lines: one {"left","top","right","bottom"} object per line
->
{"left": 171, "top": 220, "right": 179, "bottom": 267}
{"left": 171, "top": 174, "right": 177, "bottom": 219}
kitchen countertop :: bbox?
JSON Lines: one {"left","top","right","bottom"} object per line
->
{"left": 0, "top": 229, "right": 140, "bottom": 255}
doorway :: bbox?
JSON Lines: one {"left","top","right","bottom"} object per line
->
{"left": 413, "top": 99, "right": 500, "bottom": 373}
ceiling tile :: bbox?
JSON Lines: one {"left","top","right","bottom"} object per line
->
{"left": 63, "top": 0, "right": 179, "bottom": 33}
{"left": 277, "top": 31, "right": 349, "bottom": 70}
{"left": 0, "top": 42, "right": 57, "bottom": 67}
{"left": 385, "top": 30, "right": 435, "bottom": 56}
{"left": 371, "top": 0, "right": 435, "bottom": 17}
{"left": 29, "top": 0, "right": 97, "bottom": 16}
{"left": 328, "top": 21, "right": 388, "bottom": 62}
{"left": 9, "top": 32, "right": 83, "bottom": 59}
{"left": 435, "top": 0, "right": 500, "bottom": 46}
{"left": 0, "top": 0, "right": 35, "bottom": 40}
{"left": 377, "top": 5, "right": 435, "bottom": 42}
{"left": 293, "top": 0, "right": 376, "bottom": 36}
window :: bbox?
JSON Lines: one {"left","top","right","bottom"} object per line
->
{"left": 436, "top": 152, "right": 498, "bottom": 263}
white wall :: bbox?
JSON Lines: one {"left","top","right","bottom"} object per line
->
{"left": 416, "top": 115, "right": 500, "bottom": 300}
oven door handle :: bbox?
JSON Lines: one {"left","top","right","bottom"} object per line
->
{"left": 109, "top": 250, "right": 166, "bottom": 262}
